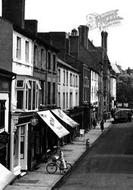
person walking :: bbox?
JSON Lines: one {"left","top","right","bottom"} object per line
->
{"left": 100, "top": 119, "right": 104, "bottom": 132}
{"left": 92, "top": 118, "right": 97, "bottom": 129}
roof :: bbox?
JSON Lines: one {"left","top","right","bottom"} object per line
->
{"left": 0, "top": 17, "right": 58, "bottom": 52}
{"left": 0, "top": 68, "right": 16, "bottom": 78}
{"left": 78, "top": 45, "right": 102, "bottom": 74}
{"left": 57, "top": 58, "right": 79, "bottom": 73}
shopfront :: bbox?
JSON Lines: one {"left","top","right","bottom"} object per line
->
{"left": 37, "top": 110, "right": 69, "bottom": 160}
{"left": 0, "top": 68, "right": 15, "bottom": 169}
{"left": 51, "top": 108, "right": 79, "bottom": 142}
{"left": 10, "top": 113, "right": 33, "bottom": 175}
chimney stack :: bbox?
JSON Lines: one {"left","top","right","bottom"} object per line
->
{"left": 101, "top": 31, "right": 108, "bottom": 52}
{"left": 2, "top": 0, "right": 25, "bottom": 29}
{"left": 78, "top": 25, "right": 89, "bottom": 49}
{"left": 25, "top": 20, "right": 38, "bottom": 36}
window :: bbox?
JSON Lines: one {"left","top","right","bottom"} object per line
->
{"left": 66, "top": 71, "right": 68, "bottom": 86}
{"left": 63, "top": 92, "right": 65, "bottom": 109}
{"left": 73, "top": 74, "right": 75, "bottom": 87}
{"left": 48, "top": 82, "right": 51, "bottom": 104}
{"left": 16, "top": 80, "right": 24, "bottom": 88}
{"left": 58, "top": 69, "right": 61, "bottom": 83}
{"left": 70, "top": 73, "right": 72, "bottom": 86}
{"left": 25, "top": 41, "right": 29, "bottom": 62}
{"left": 20, "top": 126, "right": 25, "bottom": 159}
{"left": 53, "top": 54, "right": 56, "bottom": 72}
{"left": 58, "top": 92, "right": 60, "bottom": 107}
{"left": 76, "top": 92, "right": 78, "bottom": 106}
{"left": 53, "top": 83, "right": 56, "bottom": 104}
{"left": 0, "top": 100, "right": 5, "bottom": 129}
{"left": 16, "top": 36, "right": 21, "bottom": 59}
{"left": 66, "top": 92, "right": 68, "bottom": 108}
{"left": 63, "top": 70, "right": 65, "bottom": 85}
{"left": 41, "top": 49, "right": 45, "bottom": 69}
{"left": 48, "top": 52, "right": 51, "bottom": 70}
{"left": 17, "top": 90, "right": 24, "bottom": 109}
{"left": 16, "top": 79, "right": 40, "bottom": 111}
{"left": 76, "top": 75, "right": 78, "bottom": 87}
{"left": 34, "top": 45, "right": 38, "bottom": 67}
{"left": 70, "top": 92, "right": 73, "bottom": 108}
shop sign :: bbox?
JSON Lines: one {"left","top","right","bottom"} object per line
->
{"left": 38, "top": 110, "right": 69, "bottom": 138}
{"left": 51, "top": 109, "right": 79, "bottom": 127}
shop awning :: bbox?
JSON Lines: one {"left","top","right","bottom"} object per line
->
{"left": 51, "top": 109, "right": 79, "bottom": 128}
{"left": 0, "top": 164, "right": 15, "bottom": 190}
{"left": 37, "top": 110, "right": 69, "bottom": 138}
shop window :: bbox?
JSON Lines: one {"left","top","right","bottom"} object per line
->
{"left": 13, "top": 131, "right": 19, "bottom": 167}
{"left": 0, "top": 100, "right": 5, "bottom": 129}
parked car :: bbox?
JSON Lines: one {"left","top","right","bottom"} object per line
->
{"left": 113, "top": 108, "right": 132, "bottom": 122}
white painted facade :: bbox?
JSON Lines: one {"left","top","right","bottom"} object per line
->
{"left": 90, "top": 70, "right": 99, "bottom": 106}
{"left": 10, "top": 30, "right": 40, "bottom": 175}
{"left": 57, "top": 59, "right": 79, "bottom": 111}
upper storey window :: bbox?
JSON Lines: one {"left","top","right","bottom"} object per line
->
{"left": 16, "top": 36, "right": 21, "bottom": 59}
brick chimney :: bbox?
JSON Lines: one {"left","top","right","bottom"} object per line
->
{"left": 2, "top": 0, "right": 25, "bottom": 29}
{"left": 101, "top": 31, "right": 108, "bottom": 52}
{"left": 25, "top": 20, "right": 38, "bottom": 35}
{"left": 78, "top": 25, "right": 89, "bottom": 49}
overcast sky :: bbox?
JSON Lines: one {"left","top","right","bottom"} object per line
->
{"left": 0, "top": 0, "right": 133, "bottom": 70}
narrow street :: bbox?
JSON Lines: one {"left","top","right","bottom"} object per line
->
{"left": 55, "top": 121, "right": 133, "bottom": 190}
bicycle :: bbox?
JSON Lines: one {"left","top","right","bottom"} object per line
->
{"left": 46, "top": 155, "right": 72, "bottom": 174}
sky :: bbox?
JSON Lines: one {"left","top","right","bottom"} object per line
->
{"left": 0, "top": 0, "right": 133, "bottom": 70}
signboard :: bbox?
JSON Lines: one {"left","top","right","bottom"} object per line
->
{"left": 51, "top": 109, "right": 79, "bottom": 128}
{"left": 37, "top": 110, "right": 69, "bottom": 138}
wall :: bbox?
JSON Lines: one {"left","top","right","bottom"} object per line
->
{"left": 0, "top": 19, "right": 13, "bottom": 72}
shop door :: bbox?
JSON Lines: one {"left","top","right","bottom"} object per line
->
{"left": 0, "top": 93, "right": 9, "bottom": 132}
{"left": 20, "top": 124, "right": 28, "bottom": 170}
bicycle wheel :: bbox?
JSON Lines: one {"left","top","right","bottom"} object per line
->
{"left": 60, "top": 162, "right": 72, "bottom": 174}
{"left": 46, "top": 162, "right": 57, "bottom": 174}
{"left": 66, "top": 162, "right": 72, "bottom": 171}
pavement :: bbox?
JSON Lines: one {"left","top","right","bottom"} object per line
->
{"left": 4, "top": 119, "right": 112, "bottom": 190}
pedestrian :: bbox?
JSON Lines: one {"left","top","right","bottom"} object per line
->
{"left": 100, "top": 119, "right": 104, "bottom": 132}
{"left": 92, "top": 118, "right": 97, "bottom": 129}
{"left": 58, "top": 149, "right": 66, "bottom": 169}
